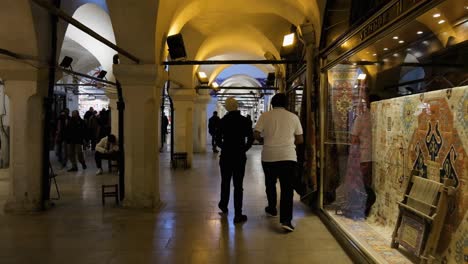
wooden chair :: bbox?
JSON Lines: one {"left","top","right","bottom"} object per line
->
{"left": 391, "top": 170, "right": 456, "bottom": 263}
{"left": 102, "top": 184, "right": 119, "bottom": 205}
{"left": 172, "top": 152, "right": 188, "bottom": 169}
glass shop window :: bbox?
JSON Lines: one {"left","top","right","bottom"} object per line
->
{"left": 322, "top": 0, "right": 467, "bottom": 262}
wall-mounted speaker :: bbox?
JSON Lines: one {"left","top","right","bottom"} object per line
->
{"left": 266, "top": 72, "right": 275, "bottom": 86}
{"left": 167, "top": 34, "right": 187, "bottom": 60}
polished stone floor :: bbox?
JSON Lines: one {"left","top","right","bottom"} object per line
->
{"left": 0, "top": 146, "right": 352, "bottom": 264}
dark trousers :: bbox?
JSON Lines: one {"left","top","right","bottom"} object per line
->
{"left": 219, "top": 156, "right": 246, "bottom": 216}
{"left": 262, "top": 161, "right": 296, "bottom": 224}
{"left": 210, "top": 134, "right": 218, "bottom": 151}
{"left": 95, "top": 151, "right": 119, "bottom": 169}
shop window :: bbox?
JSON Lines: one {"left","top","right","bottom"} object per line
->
{"left": 321, "top": 0, "right": 468, "bottom": 262}
{"left": 0, "top": 80, "right": 9, "bottom": 169}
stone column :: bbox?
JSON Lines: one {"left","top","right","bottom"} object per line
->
{"left": 193, "top": 95, "right": 211, "bottom": 153}
{"left": 3, "top": 76, "right": 46, "bottom": 212}
{"left": 106, "top": 92, "right": 119, "bottom": 136}
{"left": 169, "top": 88, "right": 195, "bottom": 167}
{"left": 113, "top": 64, "right": 160, "bottom": 208}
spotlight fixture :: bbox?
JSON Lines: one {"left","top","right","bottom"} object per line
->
{"left": 417, "top": 31, "right": 423, "bottom": 35}
{"left": 433, "top": 13, "right": 441, "bottom": 18}
{"left": 438, "top": 20, "right": 445, "bottom": 24}
{"left": 399, "top": 40, "right": 405, "bottom": 44}
{"left": 357, "top": 74, "right": 367, "bottom": 80}
{"left": 197, "top": 72, "right": 209, "bottom": 84}
{"left": 282, "top": 33, "right": 295, "bottom": 47}
{"left": 384, "top": 48, "right": 389, "bottom": 51}
{"left": 393, "top": 36, "right": 399, "bottom": 40}
{"left": 59, "top": 56, "right": 73, "bottom": 68}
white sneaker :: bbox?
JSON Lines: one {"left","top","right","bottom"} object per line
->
{"left": 96, "top": 168, "right": 103, "bottom": 175}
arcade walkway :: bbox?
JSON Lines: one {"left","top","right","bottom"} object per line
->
{"left": 0, "top": 146, "right": 351, "bottom": 264}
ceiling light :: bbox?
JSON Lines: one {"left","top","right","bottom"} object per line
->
{"left": 198, "top": 72, "right": 207, "bottom": 79}
{"left": 438, "top": 20, "right": 445, "bottom": 24}
{"left": 352, "top": 63, "right": 357, "bottom": 66}
{"left": 399, "top": 40, "right": 405, "bottom": 44}
{"left": 393, "top": 36, "right": 399, "bottom": 39}
{"left": 417, "top": 31, "right": 423, "bottom": 35}
{"left": 384, "top": 48, "right": 389, "bottom": 51}
{"left": 211, "top": 82, "right": 219, "bottom": 88}
{"left": 373, "top": 53, "right": 377, "bottom": 56}
{"left": 357, "top": 74, "right": 367, "bottom": 80}
{"left": 282, "top": 33, "right": 295, "bottom": 47}
{"left": 393, "top": 53, "right": 399, "bottom": 57}
{"left": 197, "top": 72, "right": 209, "bottom": 84}
{"left": 433, "top": 13, "right": 441, "bottom": 18}
{"left": 407, "top": 48, "right": 412, "bottom": 51}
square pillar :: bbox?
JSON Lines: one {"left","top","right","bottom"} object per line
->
{"left": 170, "top": 89, "right": 196, "bottom": 167}
{"left": 114, "top": 64, "right": 161, "bottom": 208}
{"left": 193, "top": 95, "right": 211, "bottom": 153}
{"left": 3, "top": 79, "right": 45, "bottom": 212}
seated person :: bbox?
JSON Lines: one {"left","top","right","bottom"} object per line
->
{"left": 95, "top": 134, "right": 119, "bottom": 175}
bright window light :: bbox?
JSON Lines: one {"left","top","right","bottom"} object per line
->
{"left": 282, "top": 33, "right": 295, "bottom": 47}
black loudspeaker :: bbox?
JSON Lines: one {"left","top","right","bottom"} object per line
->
{"left": 167, "top": 34, "right": 187, "bottom": 60}
{"left": 59, "top": 56, "right": 73, "bottom": 68}
{"left": 266, "top": 72, "right": 275, "bottom": 86}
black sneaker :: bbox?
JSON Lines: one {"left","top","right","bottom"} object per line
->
{"left": 218, "top": 203, "right": 228, "bottom": 214}
{"left": 82, "top": 163, "right": 87, "bottom": 170}
{"left": 281, "top": 222, "right": 295, "bottom": 232}
{"left": 281, "top": 222, "right": 294, "bottom": 232}
{"left": 265, "top": 207, "right": 278, "bottom": 217}
{"left": 67, "top": 167, "right": 78, "bottom": 172}
{"left": 233, "top": 215, "right": 248, "bottom": 224}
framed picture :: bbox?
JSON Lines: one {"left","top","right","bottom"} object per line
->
{"left": 398, "top": 211, "right": 427, "bottom": 256}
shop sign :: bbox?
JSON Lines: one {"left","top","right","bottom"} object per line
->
{"left": 359, "top": 0, "right": 426, "bottom": 42}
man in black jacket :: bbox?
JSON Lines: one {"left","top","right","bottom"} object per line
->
{"left": 208, "top": 111, "right": 220, "bottom": 153}
{"left": 65, "top": 110, "right": 87, "bottom": 172}
{"left": 215, "top": 97, "right": 254, "bottom": 224}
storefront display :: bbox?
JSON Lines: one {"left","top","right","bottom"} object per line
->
{"left": 318, "top": 0, "right": 467, "bottom": 263}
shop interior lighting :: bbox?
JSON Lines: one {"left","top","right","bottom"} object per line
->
{"left": 373, "top": 53, "right": 377, "bottom": 56}
{"left": 282, "top": 33, "right": 295, "bottom": 47}
{"left": 417, "top": 31, "right": 424, "bottom": 34}
{"left": 384, "top": 48, "right": 389, "bottom": 51}
{"left": 438, "top": 20, "right": 445, "bottom": 24}
{"left": 399, "top": 40, "right": 405, "bottom": 44}
{"left": 433, "top": 13, "right": 441, "bottom": 18}
{"left": 393, "top": 36, "right": 399, "bottom": 39}
{"left": 357, "top": 74, "right": 367, "bottom": 80}
{"left": 393, "top": 53, "right": 399, "bottom": 57}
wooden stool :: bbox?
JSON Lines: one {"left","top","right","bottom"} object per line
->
{"left": 102, "top": 184, "right": 119, "bottom": 205}
{"left": 172, "top": 152, "right": 188, "bottom": 169}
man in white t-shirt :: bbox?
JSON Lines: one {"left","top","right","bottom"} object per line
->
{"left": 254, "top": 93, "right": 303, "bottom": 232}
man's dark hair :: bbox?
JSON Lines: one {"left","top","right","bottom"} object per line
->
{"left": 108, "top": 134, "right": 117, "bottom": 143}
{"left": 213, "top": 111, "right": 218, "bottom": 115}
{"left": 271, "top": 93, "right": 287, "bottom": 108}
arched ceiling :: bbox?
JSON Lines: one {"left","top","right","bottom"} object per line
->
{"left": 156, "top": 0, "right": 324, "bottom": 87}
{"left": 64, "top": 3, "right": 116, "bottom": 81}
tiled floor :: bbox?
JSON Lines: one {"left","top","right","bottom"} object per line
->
{"left": 0, "top": 146, "right": 352, "bottom": 264}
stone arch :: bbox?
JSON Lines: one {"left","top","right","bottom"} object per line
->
{"left": 61, "top": 3, "right": 116, "bottom": 81}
